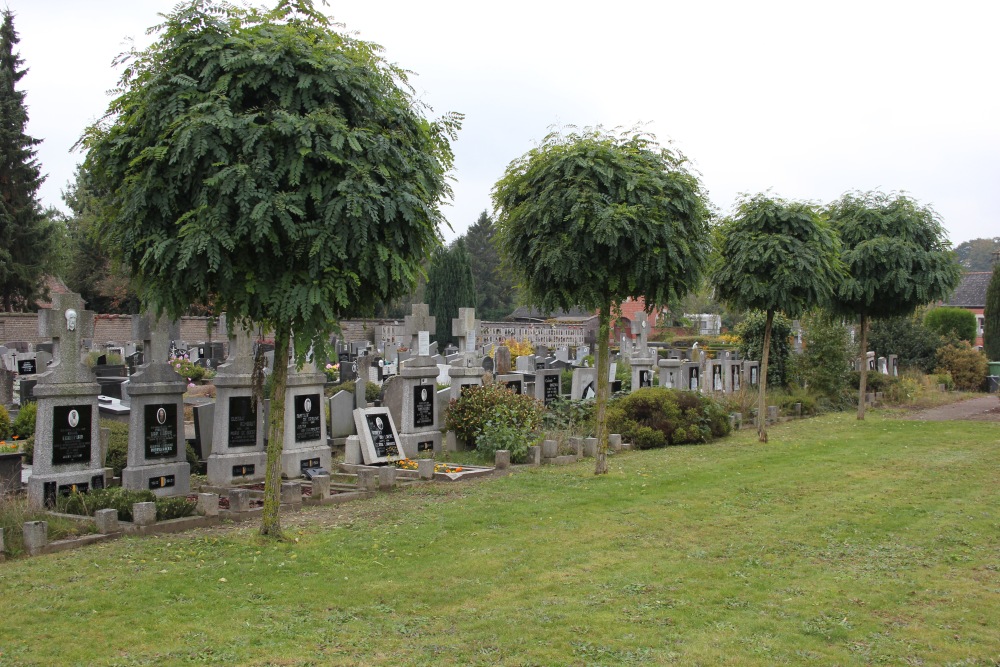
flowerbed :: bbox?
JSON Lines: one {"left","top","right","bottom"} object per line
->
{"left": 394, "top": 459, "right": 464, "bottom": 473}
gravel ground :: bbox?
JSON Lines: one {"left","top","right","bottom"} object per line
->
{"left": 902, "top": 394, "right": 1000, "bottom": 422}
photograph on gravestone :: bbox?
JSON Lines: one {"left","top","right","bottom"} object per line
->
{"left": 52, "top": 405, "right": 93, "bottom": 465}
{"left": 364, "top": 412, "right": 400, "bottom": 458}
{"left": 143, "top": 404, "right": 178, "bottom": 458}
{"left": 543, "top": 374, "right": 560, "bottom": 405}
{"left": 228, "top": 396, "right": 258, "bottom": 447}
{"left": 413, "top": 385, "right": 434, "bottom": 428}
{"left": 293, "top": 394, "right": 322, "bottom": 442}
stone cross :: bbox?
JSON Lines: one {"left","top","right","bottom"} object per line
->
{"left": 133, "top": 314, "right": 180, "bottom": 366}
{"left": 38, "top": 292, "right": 94, "bottom": 384}
{"left": 218, "top": 313, "right": 254, "bottom": 374}
{"left": 630, "top": 318, "right": 650, "bottom": 356}
{"left": 403, "top": 303, "right": 435, "bottom": 356}
{"left": 452, "top": 308, "right": 480, "bottom": 360}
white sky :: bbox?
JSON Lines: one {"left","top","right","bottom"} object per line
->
{"left": 7, "top": 0, "right": 999, "bottom": 245}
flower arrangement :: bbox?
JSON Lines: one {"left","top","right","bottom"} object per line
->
{"left": 394, "top": 458, "right": 463, "bottom": 473}
{"left": 0, "top": 436, "right": 19, "bottom": 454}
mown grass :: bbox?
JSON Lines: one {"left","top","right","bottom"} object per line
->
{"left": 0, "top": 411, "right": 998, "bottom": 666}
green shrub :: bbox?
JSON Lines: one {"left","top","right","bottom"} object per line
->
{"left": 734, "top": 311, "right": 792, "bottom": 387}
{"left": 934, "top": 343, "right": 988, "bottom": 391}
{"left": 541, "top": 397, "right": 596, "bottom": 436}
{"left": 156, "top": 496, "right": 197, "bottom": 521}
{"left": 924, "top": 307, "right": 977, "bottom": 344}
{"left": 476, "top": 406, "right": 533, "bottom": 463}
{"left": 800, "top": 310, "right": 852, "bottom": 399}
{"left": 103, "top": 420, "right": 130, "bottom": 476}
{"left": 869, "top": 313, "right": 943, "bottom": 374}
{"left": 85, "top": 351, "right": 124, "bottom": 367}
{"left": 932, "top": 373, "right": 955, "bottom": 391}
{"left": 20, "top": 436, "right": 33, "bottom": 464}
{"left": 58, "top": 487, "right": 156, "bottom": 522}
{"left": 327, "top": 380, "right": 381, "bottom": 404}
{"left": 186, "top": 442, "right": 201, "bottom": 473}
{"left": 0, "top": 405, "right": 11, "bottom": 440}
{"left": 12, "top": 401, "right": 36, "bottom": 439}
{"left": 445, "top": 383, "right": 544, "bottom": 446}
{"left": 606, "top": 387, "right": 731, "bottom": 450}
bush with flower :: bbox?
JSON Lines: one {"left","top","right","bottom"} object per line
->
{"left": 445, "top": 383, "right": 544, "bottom": 450}
{"left": 169, "top": 355, "right": 215, "bottom": 383}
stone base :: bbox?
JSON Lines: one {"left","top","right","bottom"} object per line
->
{"left": 280, "top": 445, "right": 332, "bottom": 478}
{"left": 206, "top": 451, "right": 267, "bottom": 486}
{"left": 122, "top": 461, "right": 191, "bottom": 497}
{"left": 27, "top": 468, "right": 109, "bottom": 509}
{"left": 399, "top": 431, "right": 441, "bottom": 459}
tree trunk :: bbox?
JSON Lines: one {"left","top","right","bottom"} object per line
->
{"left": 260, "top": 325, "right": 289, "bottom": 537}
{"left": 857, "top": 313, "right": 868, "bottom": 421}
{"left": 757, "top": 309, "right": 774, "bottom": 443}
{"left": 593, "top": 303, "right": 611, "bottom": 475}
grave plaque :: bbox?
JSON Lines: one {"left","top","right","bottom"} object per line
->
{"left": 543, "top": 374, "right": 560, "bottom": 405}
{"left": 418, "top": 331, "right": 430, "bottom": 357}
{"left": 143, "top": 404, "right": 178, "bottom": 458}
{"left": 228, "top": 396, "right": 257, "bottom": 447}
{"left": 293, "top": 393, "right": 321, "bottom": 442}
{"left": 299, "top": 457, "right": 321, "bottom": 471}
{"left": 232, "top": 464, "right": 256, "bottom": 477}
{"left": 417, "top": 440, "right": 434, "bottom": 452}
{"left": 148, "top": 475, "right": 176, "bottom": 490}
{"left": 365, "top": 413, "right": 400, "bottom": 458}
{"left": 17, "top": 358, "right": 36, "bottom": 375}
{"left": 413, "top": 385, "right": 434, "bottom": 428}
{"left": 52, "top": 405, "right": 93, "bottom": 465}
{"left": 506, "top": 379, "right": 522, "bottom": 394}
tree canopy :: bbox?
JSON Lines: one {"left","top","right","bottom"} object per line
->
{"left": 924, "top": 306, "right": 977, "bottom": 344}
{"left": 463, "top": 210, "right": 516, "bottom": 321}
{"left": 81, "top": 0, "right": 459, "bottom": 535}
{"left": 954, "top": 237, "right": 1000, "bottom": 271}
{"left": 985, "top": 263, "right": 1000, "bottom": 361}
{"left": 827, "top": 191, "right": 961, "bottom": 418}
{"left": 711, "top": 194, "right": 842, "bottom": 441}
{"left": 493, "top": 127, "right": 711, "bottom": 473}
{"left": 0, "top": 10, "right": 54, "bottom": 311}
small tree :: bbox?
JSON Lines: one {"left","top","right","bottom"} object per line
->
{"left": 984, "top": 262, "right": 1000, "bottom": 361}
{"left": 924, "top": 306, "right": 977, "bottom": 344}
{"left": 734, "top": 310, "right": 793, "bottom": 387}
{"left": 0, "top": 10, "right": 55, "bottom": 311}
{"left": 463, "top": 211, "right": 516, "bottom": 321}
{"left": 827, "top": 191, "right": 962, "bottom": 419}
{"left": 868, "top": 313, "right": 941, "bottom": 374}
{"left": 426, "top": 239, "right": 476, "bottom": 346}
{"left": 82, "top": 0, "right": 459, "bottom": 537}
{"left": 712, "top": 194, "right": 842, "bottom": 442}
{"left": 493, "top": 128, "right": 711, "bottom": 474}
{"left": 801, "top": 310, "right": 852, "bottom": 400}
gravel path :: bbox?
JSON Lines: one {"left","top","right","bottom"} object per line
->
{"left": 903, "top": 395, "right": 1000, "bottom": 422}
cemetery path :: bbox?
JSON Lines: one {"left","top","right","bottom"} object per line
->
{"left": 902, "top": 395, "right": 1000, "bottom": 422}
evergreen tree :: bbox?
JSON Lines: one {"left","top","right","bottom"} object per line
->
{"left": 463, "top": 210, "right": 515, "bottom": 321}
{"left": 985, "top": 262, "right": 1000, "bottom": 361}
{"left": 426, "top": 239, "right": 476, "bottom": 345}
{"left": 0, "top": 10, "right": 53, "bottom": 311}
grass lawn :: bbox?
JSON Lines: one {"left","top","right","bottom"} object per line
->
{"left": 1, "top": 411, "right": 998, "bottom": 666}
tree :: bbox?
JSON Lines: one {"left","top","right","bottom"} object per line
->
{"left": 800, "top": 310, "right": 852, "bottom": 401}
{"left": 954, "top": 237, "right": 1000, "bottom": 271}
{"left": 463, "top": 210, "right": 516, "bottom": 321}
{"left": 924, "top": 306, "right": 977, "bottom": 344}
{"left": 493, "top": 128, "right": 711, "bottom": 474}
{"left": 868, "top": 313, "right": 941, "bottom": 374}
{"left": 0, "top": 10, "right": 54, "bottom": 311}
{"left": 712, "top": 194, "right": 841, "bottom": 442}
{"left": 985, "top": 263, "right": 1000, "bottom": 361}
{"left": 426, "top": 239, "right": 476, "bottom": 345}
{"left": 734, "top": 310, "right": 793, "bottom": 387}
{"left": 827, "top": 191, "right": 962, "bottom": 420}
{"left": 82, "top": 0, "right": 459, "bottom": 537}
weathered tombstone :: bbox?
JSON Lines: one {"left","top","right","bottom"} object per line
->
{"left": 498, "top": 374, "right": 523, "bottom": 394}
{"left": 515, "top": 355, "right": 535, "bottom": 373}
{"left": 327, "top": 390, "right": 356, "bottom": 439}
{"left": 121, "top": 314, "right": 190, "bottom": 496}
{"left": 709, "top": 358, "right": 725, "bottom": 392}
{"left": 888, "top": 354, "right": 899, "bottom": 377}
{"left": 448, "top": 308, "right": 483, "bottom": 400}
{"left": 629, "top": 319, "right": 656, "bottom": 392}
{"left": 207, "top": 315, "right": 266, "bottom": 485}
{"left": 192, "top": 402, "right": 215, "bottom": 459}
{"left": 571, "top": 367, "right": 598, "bottom": 400}
{"left": 27, "top": 293, "right": 107, "bottom": 509}
{"left": 726, "top": 353, "right": 742, "bottom": 392}
{"left": 353, "top": 407, "right": 404, "bottom": 464}
{"left": 744, "top": 360, "right": 760, "bottom": 388}
{"left": 658, "top": 358, "right": 681, "bottom": 389}
{"left": 281, "top": 341, "right": 330, "bottom": 478}
{"left": 354, "top": 352, "right": 373, "bottom": 409}
{"left": 878, "top": 356, "right": 888, "bottom": 375}
{"left": 684, "top": 362, "right": 701, "bottom": 391}
{"left": 534, "top": 369, "right": 562, "bottom": 406}
{"left": 495, "top": 346, "right": 512, "bottom": 375}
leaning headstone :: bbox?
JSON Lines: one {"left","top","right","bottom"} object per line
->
{"left": 353, "top": 407, "right": 404, "bottom": 464}
{"left": 280, "top": 342, "right": 330, "bottom": 478}
{"left": 327, "top": 390, "right": 356, "bottom": 439}
{"left": 207, "top": 315, "right": 266, "bottom": 485}
{"left": 122, "top": 314, "right": 191, "bottom": 496}
{"left": 27, "top": 293, "right": 107, "bottom": 509}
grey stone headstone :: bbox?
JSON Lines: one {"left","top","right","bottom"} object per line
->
{"left": 328, "top": 391, "right": 356, "bottom": 438}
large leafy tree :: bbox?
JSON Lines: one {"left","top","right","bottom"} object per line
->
{"left": 463, "top": 210, "right": 516, "bottom": 321}
{"left": 426, "top": 239, "right": 476, "bottom": 345}
{"left": 954, "top": 237, "right": 1000, "bottom": 271}
{"left": 827, "top": 191, "right": 961, "bottom": 419}
{"left": 493, "top": 128, "right": 711, "bottom": 474}
{"left": 711, "top": 194, "right": 842, "bottom": 442}
{"left": 868, "top": 312, "right": 941, "bottom": 374}
{"left": 985, "top": 262, "right": 1000, "bottom": 361}
{"left": 82, "top": 0, "right": 459, "bottom": 536}
{"left": 0, "top": 10, "right": 54, "bottom": 311}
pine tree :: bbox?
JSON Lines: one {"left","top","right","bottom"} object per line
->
{"left": 463, "top": 210, "right": 515, "bottom": 321}
{"left": 984, "top": 262, "right": 1000, "bottom": 361}
{"left": 0, "top": 10, "right": 52, "bottom": 311}
{"left": 426, "top": 239, "right": 477, "bottom": 345}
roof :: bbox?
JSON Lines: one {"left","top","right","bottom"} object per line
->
{"left": 34, "top": 275, "right": 72, "bottom": 309}
{"left": 945, "top": 272, "right": 992, "bottom": 308}
{"left": 506, "top": 306, "right": 596, "bottom": 323}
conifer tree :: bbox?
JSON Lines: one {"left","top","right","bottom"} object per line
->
{"left": 0, "top": 10, "right": 52, "bottom": 311}
{"left": 426, "top": 239, "right": 477, "bottom": 345}
{"left": 984, "top": 261, "right": 1000, "bottom": 361}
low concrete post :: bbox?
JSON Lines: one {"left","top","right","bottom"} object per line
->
{"left": 196, "top": 493, "right": 220, "bottom": 516}
{"left": 526, "top": 445, "right": 541, "bottom": 466}
{"left": 494, "top": 450, "right": 510, "bottom": 469}
{"left": 94, "top": 508, "right": 119, "bottom": 534}
{"left": 608, "top": 434, "right": 622, "bottom": 452}
{"left": 356, "top": 468, "right": 378, "bottom": 492}
{"left": 132, "top": 502, "right": 157, "bottom": 527}
{"left": 311, "top": 475, "right": 331, "bottom": 500}
{"left": 280, "top": 482, "right": 302, "bottom": 505}
{"left": 228, "top": 489, "right": 251, "bottom": 513}
{"left": 541, "top": 440, "right": 557, "bottom": 459}
{"left": 378, "top": 467, "right": 397, "bottom": 490}
{"left": 22, "top": 521, "right": 47, "bottom": 555}
{"left": 417, "top": 459, "right": 435, "bottom": 480}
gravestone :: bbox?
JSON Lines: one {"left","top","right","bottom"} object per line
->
{"left": 498, "top": 373, "right": 523, "bottom": 395}
{"left": 658, "top": 358, "right": 682, "bottom": 389}
{"left": 727, "top": 356, "right": 742, "bottom": 392}
{"left": 744, "top": 360, "right": 760, "bottom": 388}
{"left": 352, "top": 407, "right": 404, "bottom": 464}
{"left": 280, "top": 341, "right": 330, "bottom": 478}
{"left": 327, "top": 390, "right": 356, "bottom": 440}
{"left": 495, "top": 346, "right": 512, "bottom": 375}
{"left": 448, "top": 307, "right": 483, "bottom": 400}
{"left": 708, "top": 358, "right": 725, "bottom": 392}
{"left": 121, "top": 314, "right": 190, "bottom": 496}
{"left": 888, "top": 354, "right": 899, "bottom": 377}
{"left": 27, "top": 293, "right": 107, "bottom": 509}
{"left": 207, "top": 315, "right": 266, "bottom": 485}
{"left": 571, "top": 367, "right": 598, "bottom": 400}
{"left": 392, "top": 304, "right": 441, "bottom": 456}
{"left": 515, "top": 355, "right": 535, "bottom": 373}
{"left": 533, "top": 369, "right": 562, "bottom": 406}
{"left": 192, "top": 402, "right": 215, "bottom": 459}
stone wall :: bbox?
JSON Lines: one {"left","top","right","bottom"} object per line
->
{"left": 1, "top": 313, "right": 224, "bottom": 346}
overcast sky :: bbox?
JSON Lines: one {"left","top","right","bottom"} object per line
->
{"left": 7, "top": 0, "right": 998, "bottom": 245}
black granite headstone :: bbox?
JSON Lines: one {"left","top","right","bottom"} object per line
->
{"left": 52, "top": 405, "right": 92, "bottom": 465}
{"left": 293, "top": 393, "right": 321, "bottom": 442}
{"left": 363, "top": 412, "right": 399, "bottom": 458}
{"left": 228, "top": 396, "right": 257, "bottom": 447}
{"left": 16, "top": 358, "right": 36, "bottom": 375}
{"left": 413, "top": 385, "right": 434, "bottom": 428}
{"left": 543, "top": 374, "right": 560, "bottom": 405}
{"left": 144, "top": 403, "right": 178, "bottom": 458}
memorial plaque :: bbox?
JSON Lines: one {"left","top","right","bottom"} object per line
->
{"left": 294, "top": 393, "right": 321, "bottom": 442}
{"left": 52, "top": 405, "right": 93, "bottom": 465}
{"left": 543, "top": 374, "right": 560, "bottom": 405}
{"left": 144, "top": 403, "right": 178, "bottom": 458}
{"left": 232, "top": 464, "right": 256, "bottom": 477}
{"left": 148, "top": 475, "right": 176, "bottom": 490}
{"left": 58, "top": 481, "right": 89, "bottom": 496}
{"left": 639, "top": 370, "right": 652, "bottom": 388}
{"left": 750, "top": 367, "right": 758, "bottom": 386}
{"left": 299, "top": 457, "right": 320, "bottom": 471}
{"left": 17, "top": 358, "right": 36, "bottom": 375}
{"left": 418, "top": 330, "right": 430, "bottom": 357}
{"left": 228, "top": 396, "right": 257, "bottom": 447}
{"left": 413, "top": 385, "right": 434, "bottom": 428}
{"left": 611, "top": 380, "right": 623, "bottom": 393}
{"left": 364, "top": 412, "right": 400, "bottom": 458}
{"left": 417, "top": 440, "right": 433, "bottom": 452}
